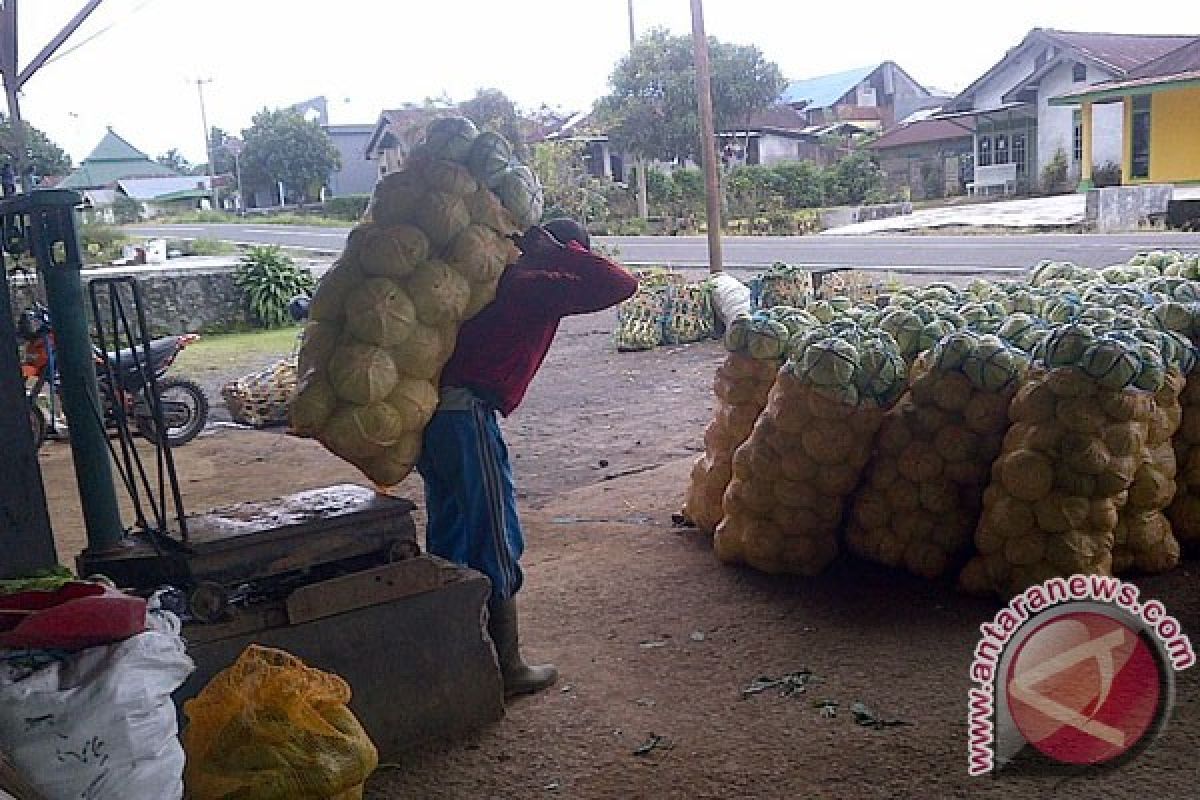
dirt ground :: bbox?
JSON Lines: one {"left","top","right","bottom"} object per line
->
{"left": 35, "top": 308, "right": 1200, "bottom": 799}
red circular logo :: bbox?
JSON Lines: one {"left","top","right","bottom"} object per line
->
{"left": 1006, "top": 611, "right": 1163, "bottom": 766}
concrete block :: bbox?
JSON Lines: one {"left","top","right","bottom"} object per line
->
{"left": 1086, "top": 185, "right": 1173, "bottom": 232}
{"left": 175, "top": 556, "right": 504, "bottom": 759}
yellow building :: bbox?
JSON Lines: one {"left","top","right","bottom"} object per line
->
{"left": 1052, "top": 38, "right": 1200, "bottom": 188}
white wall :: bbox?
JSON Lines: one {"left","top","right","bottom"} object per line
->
{"left": 970, "top": 46, "right": 1045, "bottom": 110}
{"left": 1036, "top": 61, "right": 1123, "bottom": 176}
{"left": 1036, "top": 61, "right": 1081, "bottom": 175}
{"left": 759, "top": 134, "right": 804, "bottom": 166}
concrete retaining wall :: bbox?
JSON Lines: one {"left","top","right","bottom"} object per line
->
{"left": 820, "top": 201, "right": 912, "bottom": 230}
{"left": 8, "top": 258, "right": 319, "bottom": 337}
{"left": 1085, "top": 185, "right": 1174, "bottom": 233}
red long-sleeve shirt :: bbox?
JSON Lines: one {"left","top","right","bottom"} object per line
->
{"left": 440, "top": 242, "right": 638, "bottom": 415}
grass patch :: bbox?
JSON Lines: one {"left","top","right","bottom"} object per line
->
{"left": 175, "top": 326, "right": 302, "bottom": 375}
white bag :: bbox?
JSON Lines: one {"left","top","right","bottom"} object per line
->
{"left": 0, "top": 610, "right": 194, "bottom": 800}
{"left": 709, "top": 271, "right": 752, "bottom": 331}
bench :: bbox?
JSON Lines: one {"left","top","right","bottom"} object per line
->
{"left": 967, "top": 163, "right": 1018, "bottom": 196}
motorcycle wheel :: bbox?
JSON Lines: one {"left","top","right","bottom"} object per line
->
{"left": 135, "top": 376, "right": 210, "bottom": 447}
{"left": 29, "top": 402, "right": 46, "bottom": 450}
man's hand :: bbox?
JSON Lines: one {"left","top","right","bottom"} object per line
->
{"left": 510, "top": 226, "right": 566, "bottom": 259}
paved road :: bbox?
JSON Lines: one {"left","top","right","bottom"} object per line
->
{"left": 126, "top": 224, "right": 1200, "bottom": 273}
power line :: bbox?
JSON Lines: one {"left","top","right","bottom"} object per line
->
{"left": 42, "top": 0, "right": 160, "bottom": 67}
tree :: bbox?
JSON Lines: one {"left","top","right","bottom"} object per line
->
{"left": 156, "top": 148, "right": 192, "bottom": 174}
{"left": 530, "top": 141, "right": 607, "bottom": 226}
{"left": 208, "top": 127, "right": 237, "bottom": 176}
{"left": 0, "top": 115, "right": 72, "bottom": 176}
{"left": 238, "top": 109, "right": 341, "bottom": 204}
{"left": 594, "top": 29, "right": 784, "bottom": 165}
{"left": 460, "top": 88, "right": 526, "bottom": 157}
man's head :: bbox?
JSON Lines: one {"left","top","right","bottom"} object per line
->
{"left": 541, "top": 218, "right": 590, "bottom": 251}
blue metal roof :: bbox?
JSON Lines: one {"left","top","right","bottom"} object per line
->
{"left": 782, "top": 65, "right": 877, "bottom": 109}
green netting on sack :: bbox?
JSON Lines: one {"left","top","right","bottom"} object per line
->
{"left": 750, "top": 263, "right": 813, "bottom": 310}
{"left": 662, "top": 281, "right": 717, "bottom": 345}
{"left": 614, "top": 286, "right": 667, "bottom": 351}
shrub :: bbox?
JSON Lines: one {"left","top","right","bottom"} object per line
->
{"left": 771, "top": 161, "right": 824, "bottom": 209}
{"left": 323, "top": 194, "right": 370, "bottom": 221}
{"left": 233, "top": 245, "right": 314, "bottom": 329}
{"left": 79, "top": 224, "right": 129, "bottom": 263}
{"left": 1093, "top": 161, "right": 1122, "bottom": 188}
{"left": 1041, "top": 149, "right": 1069, "bottom": 193}
{"left": 112, "top": 194, "right": 142, "bottom": 224}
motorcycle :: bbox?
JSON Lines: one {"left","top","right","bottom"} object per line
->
{"left": 19, "top": 303, "right": 210, "bottom": 448}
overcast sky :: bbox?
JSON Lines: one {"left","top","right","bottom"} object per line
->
{"left": 14, "top": 0, "right": 1200, "bottom": 168}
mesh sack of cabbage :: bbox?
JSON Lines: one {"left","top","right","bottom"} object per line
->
{"left": 222, "top": 357, "right": 298, "bottom": 428}
{"left": 959, "top": 325, "right": 1164, "bottom": 597}
{"left": 614, "top": 285, "right": 668, "bottom": 351}
{"left": 1168, "top": 365, "right": 1200, "bottom": 551}
{"left": 288, "top": 116, "right": 528, "bottom": 487}
{"left": 681, "top": 313, "right": 797, "bottom": 532}
{"left": 846, "top": 332, "right": 1026, "bottom": 579}
{"left": 1112, "top": 368, "right": 1185, "bottom": 574}
{"left": 815, "top": 269, "right": 881, "bottom": 304}
{"left": 750, "top": 263, "right": 813, "bottom": 310}
{"left": 661, "top": 280, "right": 716, "bottom": 345}
{"left": 713, "top": 326, "right": 906, "bottom": 576}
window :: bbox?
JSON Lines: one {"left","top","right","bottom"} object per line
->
{"left": 1073, "top": 62, "right": 1087, "bottom": 83}
{"left": 1012, "top": 133, "right": 1027, "bottom": 174}
{"left": 994, "top": 134, "right": 1009, "bottom": 165}
{"left": 1131, "top": 94, "right": 1151, "bottom": 179}
{"left": 1073, "top": 110, "right": 1083, "bottom": 163}
{"left": 978, "top": 136, "right": 992, "bottom": 167}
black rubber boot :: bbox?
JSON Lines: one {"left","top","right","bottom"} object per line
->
{"left": 487, "top": 598, "right": 558, "bottom": 697}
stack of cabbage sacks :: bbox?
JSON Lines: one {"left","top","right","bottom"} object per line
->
{"left": 1113, "top": 366, "right": 1185, "bottom": 574}
{"left": 847, "top": 331, "right": 1027, "bottom": 579}
{"left": 289, "top": 117, "right": 540, "bottom": 486}
{"left": 682, "top": 309, "right": 815, "bottom": 532}
{"left": 959, "top": 324, "right": 1164, "bottom": 597}
{"left": 1166, "top": 303, "right": 1200, "bottom": 552}
{"left": 714, "top": 322, "right": 905, "bottom": 575}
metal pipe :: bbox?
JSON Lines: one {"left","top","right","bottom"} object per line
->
{"left": 26, "top": 190, "right": 124, "bottom": 551}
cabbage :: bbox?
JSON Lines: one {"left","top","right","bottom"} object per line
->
{"left": 467, "top": 131, "right": 514, "bottom": 188}
{"left": 308, "top": 259, "right": 360, "bottom": 322}
{"left": 328, "top": 342, "right": 398, "bottom": 405}
{"left": 463, "top": 281, "right": 498, "bottom": 320}
{"left": 497, "top": 165, "right": 544, "bottom": 229}
{"left": 1081, "top": 339, "right": 1140, "bottom": 389}
{"left": 466, "top": 187, "right": 520, "bottom": 235}
{"left": 1042, "top": 324, "right": 1096, "bottom": 367}
{"left": 388, "top": 323, "right": 444, "bottom": 380}
{"left": 796, "top": 337, "right": 858, "bottom": 388}
{"left": 358, "top": 224, "right": 429, "bottom": 280}
{"left": 319, "top": 405, "right": 387, "bottom": 461}
{"left": 933, "top": 331, "right": 979, "bottom": 370}
{"left": 386, "top": 378, "right": 440, "bottom": 431}
{"left": 288, "top": 376, "right": 337, "bottom": 435}
{"left": 421, "top": 159, "right": 479, "bottom": 196}
{"left": 344, "top": 277, "right": 418, "bottom": 347}
{"left": 368, "top": 169, "right": 426, "bottom": 226}
{"left": 363, "top": 432, "right": 423, "bottom": 487}
{"left": 296, "top": 320, "right": 342, "bottom": 379}
{"left": 420, "top": 116, "right": 479, "bottom": 162}
{"left": 414, "top": 191, "right": 470, "bottom": 248}
{"left": 407, "top": 260, "right": 470, "bottom": 326}
{"left": 447, "top": 224, "right": 510, "bottom": 284}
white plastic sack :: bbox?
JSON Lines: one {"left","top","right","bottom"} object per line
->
{"left": 0, "top": 610, "right": 194, "bottom": 800}
{"left": 709, "top": 271, "right": 752, "bottom": 331}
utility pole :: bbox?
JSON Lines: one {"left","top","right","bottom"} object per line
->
{"left": 690, "top": 0, "right": 722, "bottom": 273}
{"left": 195, "top": 78, "right": 217, "bottom": 210}
{"left": 1, "top": 0, "right": 106, "bottom": 193}
{"left": 627, "top": 0, "right": 648, "bottom": 220}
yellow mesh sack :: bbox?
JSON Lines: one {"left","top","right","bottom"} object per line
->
{"left": 183, "top": 645, "right": 378, "bottom": 800}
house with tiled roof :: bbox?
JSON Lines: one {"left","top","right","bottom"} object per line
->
{"left": 58, "top": 128, "right": 178, "bottom": 190}
{"left": 1051, "top": 37, "right": 1200, "bottom": 187}
{"left": 938, "top": 28, "right": 1197, "bottom": 193}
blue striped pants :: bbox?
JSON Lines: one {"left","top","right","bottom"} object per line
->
{"left": 417, "top": 392, "right": 524, "bottom": 603}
